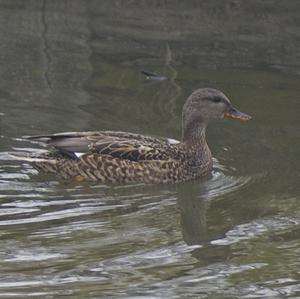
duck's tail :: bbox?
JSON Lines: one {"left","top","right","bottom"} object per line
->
{"left": 8, "top": 150, "right": 60, "bottom": 176}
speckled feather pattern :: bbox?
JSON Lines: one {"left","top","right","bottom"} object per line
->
{"left": 30, "top": 130, "right": 213, "bottom": 183}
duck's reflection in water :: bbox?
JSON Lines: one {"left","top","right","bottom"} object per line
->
{"left": 178, "top": 181, "right": 209, "bottom": 245}
{"left": 177, "top": 170, "right": 245, "bottom": 264}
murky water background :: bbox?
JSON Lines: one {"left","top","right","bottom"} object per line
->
{"left": 0, "top": 1, "right": 300, "bottom": 298}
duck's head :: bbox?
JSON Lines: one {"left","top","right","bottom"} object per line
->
{"left": 182, "top": 88, "right": 251, "bottom": 143}
{"left": 182, "top": 88, "right": 252, "bottom": 127}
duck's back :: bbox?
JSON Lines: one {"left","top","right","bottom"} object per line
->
{"left": 26, "top": 130, "right": 198, "bottom": 184}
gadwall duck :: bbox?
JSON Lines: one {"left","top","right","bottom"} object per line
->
{"left": 22, "top": 88, "right": 251, "bottom": 183}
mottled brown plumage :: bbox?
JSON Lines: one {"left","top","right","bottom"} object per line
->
{"left": 22, "top": 88, "right": 251, "bottom": 184}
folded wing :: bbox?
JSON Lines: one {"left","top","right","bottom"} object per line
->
{"left": 25, "top": 131, "right": 181, "bottom": 162}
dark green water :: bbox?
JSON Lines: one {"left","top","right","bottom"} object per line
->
{"left": 0, "top": 1, "right": 300, "bottom": 298}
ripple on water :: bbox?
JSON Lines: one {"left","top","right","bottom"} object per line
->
{"left": 0, "top": 150, "right": 298, "bottom": 298}
{"left": 211, "top": 216, "right": 300, "bottom": 246}
{"left": 195, "top": 158, "right": 252, "bottom": 201}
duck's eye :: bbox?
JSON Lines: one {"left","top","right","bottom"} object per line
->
{"left": 212, "top": 97, "right": 222, "bottom": 103}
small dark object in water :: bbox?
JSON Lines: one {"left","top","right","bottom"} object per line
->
{"left": 141, "top": 70, "right": 168, "bottom": 81}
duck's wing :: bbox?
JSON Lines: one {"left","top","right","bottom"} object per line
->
{"left": 25, "top": 131, "right": 180, "bottom": 161}
{"left": 90, "top": 139, "right": 173, "bottom": 161}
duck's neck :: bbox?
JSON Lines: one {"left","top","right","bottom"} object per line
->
{"left": 182, "top": 121, "right": 207, "bottom": 147}
{"left": 181, "top": 121, "right": 212, "bottom": 170}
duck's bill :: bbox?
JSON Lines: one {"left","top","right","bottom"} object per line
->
{"left": 224, "top": 106, "right": 252, "bottom": 122}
